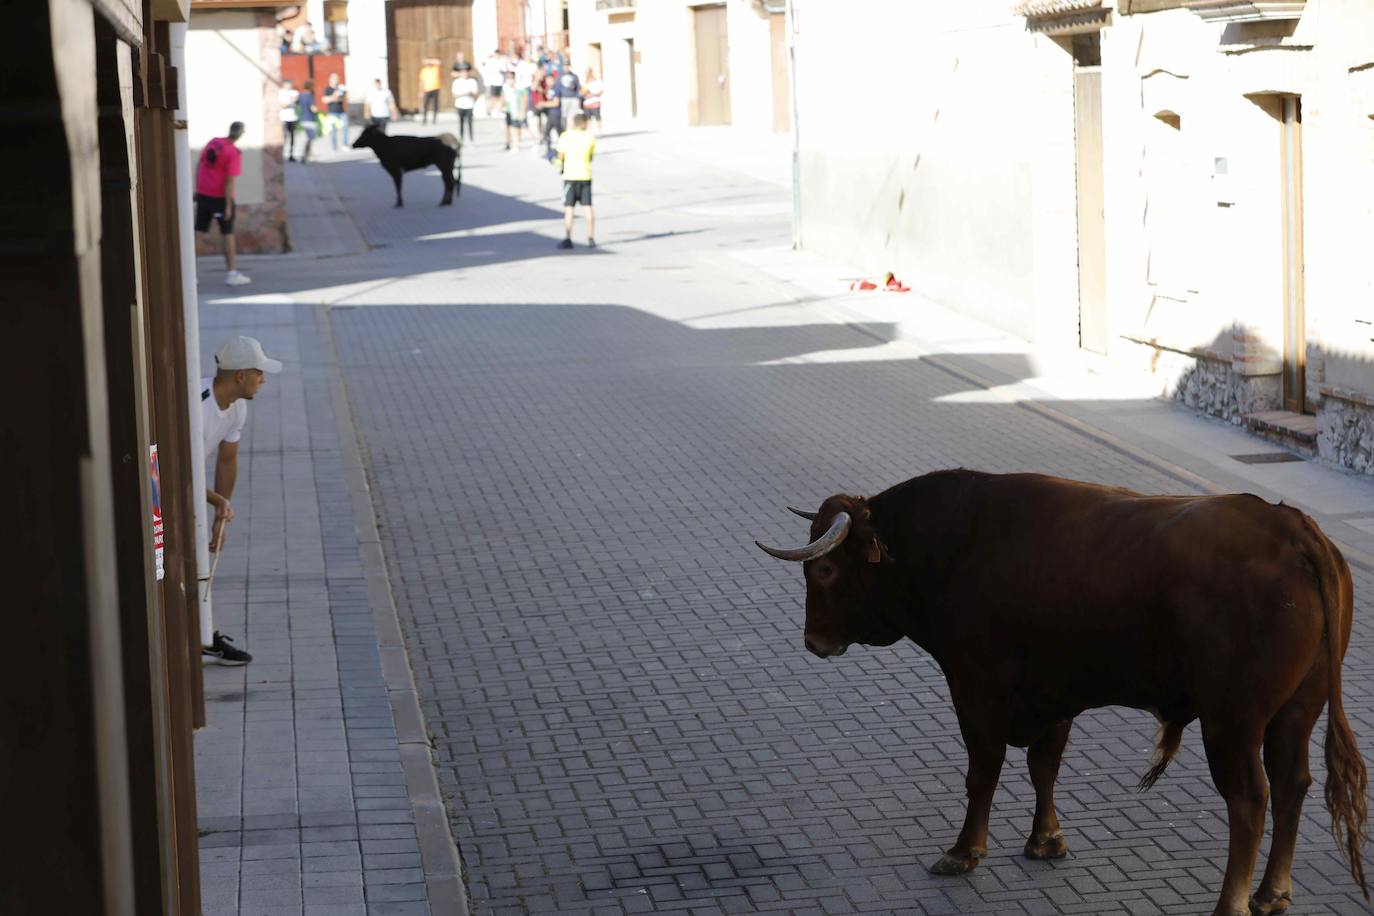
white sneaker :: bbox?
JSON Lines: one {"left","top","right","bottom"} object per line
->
{"left": 225, "top": 270, "right": 252, "bottom": 287}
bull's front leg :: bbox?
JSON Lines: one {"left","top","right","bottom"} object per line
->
{"left": 931, "top": 724, "right": 1006, "bottom": 875}
{"left": 1024, "top": 718, "right": 1072, "bottom": 860}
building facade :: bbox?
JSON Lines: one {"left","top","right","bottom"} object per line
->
{"left": 565, "top": 0, "right": 791, "bottom": 131}
{"left": 794, "top": 0, "right": 1374, "bottom": 473}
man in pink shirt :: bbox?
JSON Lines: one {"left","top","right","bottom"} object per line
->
{"left": 194, "top": 121, "right": 251, "bottom": 286}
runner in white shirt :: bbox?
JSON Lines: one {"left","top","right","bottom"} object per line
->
{"left": 452, "top": 73, "right": 479, "bottom": 142}
{"left": 279, "top": 79, "right": 301, "bottom": 160}
{"left": 480, "top": 53, "right": 507, "bottom": 118}
{"left": 363, "top": 79, "right": 397, "bottom": 132}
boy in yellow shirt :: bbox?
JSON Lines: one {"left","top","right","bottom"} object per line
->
{"left": 555, "top": 113, "right": 596, "bottom": 249}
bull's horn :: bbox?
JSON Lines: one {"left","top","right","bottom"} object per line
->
{"left": 755, "top": 512, "right": 851, "bottom": 562}
{"left": 787, "top": 506, "right": 817, "bottom": 520}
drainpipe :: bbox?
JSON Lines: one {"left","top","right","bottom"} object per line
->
{"left": 171, "top": 22, "right": 212, "bottom": 649}
{"left": 786, "top": 0, "right": 801, "bottom": 250}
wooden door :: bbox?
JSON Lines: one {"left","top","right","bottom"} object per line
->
{"left": 1074, "top": 67, "right": 1107, "bottom": 354}
{"left": 769, "top": 12, "right": 789, "bottom": 132}
{"left": 387, "top": 0, "right": 474, "bottom": 113}
{"left": 692, "top": 4, "right": 730, "bottom": 125}
{"left": 1279, "top": 95, "right": 1306, "bottom": 412}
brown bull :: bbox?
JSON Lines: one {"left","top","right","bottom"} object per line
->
{"left": 756, "top": 470, "right": 1367, "bottom": 916}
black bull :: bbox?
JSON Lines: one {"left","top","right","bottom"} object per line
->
{"left": 756, "top": 470, "right": 1367, "bottom": 916}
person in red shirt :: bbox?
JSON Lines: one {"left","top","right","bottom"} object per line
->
{"left": 194, "top": 121, "right": 251, "bottom": 286}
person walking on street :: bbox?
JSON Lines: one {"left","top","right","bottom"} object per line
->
{"left": 557, "top": 65, "right": 581, "bottom": 125}
{"left": 278, "top": 78, "right": 300, "bottom": 161}
{"left": 502, "top": 69, "right": 526, "bottom": 152}
{"left": 452, "top": 67, "right": 479, "bottom": 142}
{"left": 363, "top": 78, "right": 397, "bottom": 132}
{"left": 322, "top": 72, "right": 349, "bottom": 152}
{"left": 527, "top": 65, "right": 548, "bottom": 144}
{"left": 194, "top": 121, "right": 251, "bottom": 286}
{"left": 419, "top": 57, "right": 442, "bottom": 124}
{"left": 540, "top": 71, "right": 564, "bottom": 162}
{"left": 296, "top": 80, "right": 319, "bottom": 162}
{"left": 481, "top": 52, "right": 506, "bottom": 118}
{"left": 200, "top": 335, "right": 283, "bottom": 666}
{"left": 582, "top": 69, "right": 604, "bottom": 135}
{"left": 555, "top": 112, "right": 596, "bottom": 249}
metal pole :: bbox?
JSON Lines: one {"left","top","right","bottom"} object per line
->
{"left": 171, "top": 21, "right": 212, "bottom": 648}
{"left": 786, "top": 0, "right": 801, "bottom": 250}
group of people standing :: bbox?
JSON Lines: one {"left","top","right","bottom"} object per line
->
{"left": 443, "top": 47, "right": 603, "bottom": 161}
{"left": 276, "top": 72, "right": 360, "bottom": 163}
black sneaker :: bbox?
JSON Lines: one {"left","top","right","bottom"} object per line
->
{"left": 203, "top": 631, "right": 252, "bottom": 666}
{"left": 586, "top": 238, "right": 596, "bottom": 249}
{"left": 556, "top": 238, "right": 574, "bottom": 250}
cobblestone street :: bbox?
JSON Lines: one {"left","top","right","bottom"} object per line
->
{"left": 227, "top": 119, "right": 1374, "bottom": 914}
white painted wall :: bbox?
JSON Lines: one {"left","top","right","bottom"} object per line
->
{"left": 473, "top": 0, "right": 499, "bottom": 61}
{"left": 566, "top": 0, "right": 779, "bottom": 130}
{"left": 724, "top": 0, "right": 772, "bottom": 130}
{"left": 186, "top": 11, "right": 268, "bottom": 205}
{"left": 344, "top": 0, "right": 390, "bottom": 97}
{"left": 795, "top": 0, "right": 1077, "bottom": 345}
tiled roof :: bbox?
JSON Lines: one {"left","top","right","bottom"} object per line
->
{"left": 1014, "top": 0, "right": 1104, "bottom": 16}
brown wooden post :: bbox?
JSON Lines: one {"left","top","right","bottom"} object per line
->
{"left": 134, "top": 8, "right": 204, "bottom": 910}
{"left": 0, "top": 1, "right": 137, "bottom": 911}
{"left": 97, "top": 18, "right": 187, "bottom": 914}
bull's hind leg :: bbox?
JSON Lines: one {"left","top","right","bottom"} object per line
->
{"left": 1202, "top": 721, "right": 1270, "bottom": 916}
{"left": 1252, "top": 673, "right": 1326, "bottom": 915}
{"left": 438, "top": 153, "right": 455, "bottom": 205}
{"left": 1024, "top": 719, "right": 1072, "bottom": 860}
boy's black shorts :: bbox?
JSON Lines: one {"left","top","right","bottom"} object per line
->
{"left": 563, "top": 180, "right": 592, "bottom": 206}
{"left": 194, "top": 194, "right": 234, "bottom": 233}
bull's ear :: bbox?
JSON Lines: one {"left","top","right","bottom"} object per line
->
{"left": 866, "top": 537, "right": 884, "bottom": 564}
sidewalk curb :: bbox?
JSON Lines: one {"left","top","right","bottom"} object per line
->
{"left": 811, "top": 296, "right": 1374, "bottom": 574}
{"left": 315, "top": 303, "right": 471, "bottom": 916}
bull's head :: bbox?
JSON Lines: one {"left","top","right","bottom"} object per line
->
{"left": 755, "top": 495, "right": 903, "bottom": 658}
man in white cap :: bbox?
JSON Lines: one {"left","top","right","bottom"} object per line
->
{"left": 200, "top": 335, "right": 283, "bottom": 665}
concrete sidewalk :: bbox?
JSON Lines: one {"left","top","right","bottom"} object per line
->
{"left": 192, "top": 138, "right": 465, "bottom": 911}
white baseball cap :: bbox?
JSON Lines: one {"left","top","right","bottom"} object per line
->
{"left": 215, "top": 336, "right": 283, "bottom": 374}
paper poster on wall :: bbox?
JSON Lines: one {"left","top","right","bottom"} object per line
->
{"left": 150, "top": 444, "right": 165, "bottom": 581}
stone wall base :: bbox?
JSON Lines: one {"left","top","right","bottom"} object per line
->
{"left": 1169, "top": 352, "right": 1280, "bottom": 424}
{"left": 1318, "top": 393, "right": 1374, "bottom": 475}
{"left": 1136, "top": 340, "right": 1374, "bottom": 476}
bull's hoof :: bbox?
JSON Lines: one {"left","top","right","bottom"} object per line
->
{"left": 1249, "top": 891, "right": 1292, "bottom": 915}
{"left": 929, "top": 851, "right": 983, "bottom": 875}
{"left": 1022, "top": 832, "right": 1068, "bottom": 860}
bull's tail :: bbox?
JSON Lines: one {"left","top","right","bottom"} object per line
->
{"left": 438, "top": 133, "right": 462, "bottom": 195}
{"left": 1312, "top": 523, "right": 1369, "bottom": 899}
{"left": 1138, "top": 719, "right": 1185, "bottom": 792}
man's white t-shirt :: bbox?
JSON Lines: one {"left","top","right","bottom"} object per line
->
{"left": 514, "top": 58, "right": 535, "bottom": 91}
{"left": 278, "top": 87, "right": 300, "bottom": 122}
{"left": 451, "top": 77, "right": 479, "bottom": 110}
{"left": 201, "top": 378, "right": 247, "bottom": 461}
{"left": 365, "top": 86, "right": 395, "bottom": 118}
{"left": 481, "top": 57, "right": 506, "bottom": 90}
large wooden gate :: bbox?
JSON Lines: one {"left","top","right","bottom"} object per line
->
{"left": 387, "top": 0, "right": 474, "bottom": 113}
